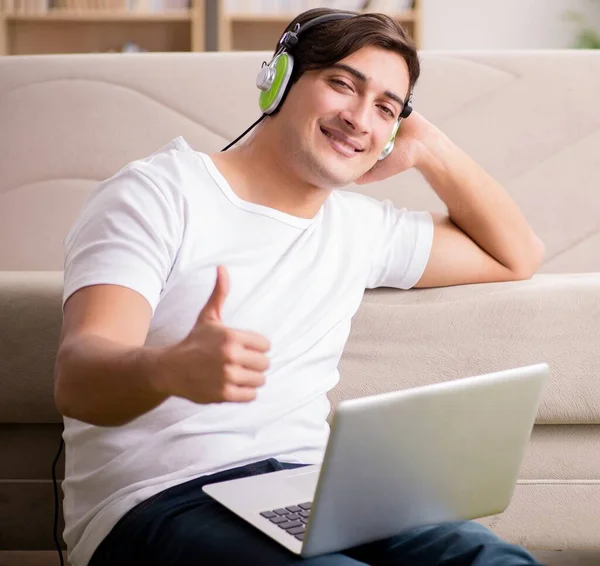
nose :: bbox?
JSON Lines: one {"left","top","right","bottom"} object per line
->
{"left": 339, "top": 100, "right": 371, "bottom": 135}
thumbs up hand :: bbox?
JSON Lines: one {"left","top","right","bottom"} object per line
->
{"left": 153, "top": 266, "right": 271, "bottom": 404}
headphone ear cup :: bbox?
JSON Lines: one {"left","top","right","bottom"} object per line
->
{"left": 400, "top": 92, "right": 413, "bottom": 119}
{"left": 378, "top": 119, "right": 401, "bottom": 161}
{"left": 400, "top": 105, "right": 412, "bottom": 119}
{"left": 258, "top": 53, "right": 294, "bottom": 115}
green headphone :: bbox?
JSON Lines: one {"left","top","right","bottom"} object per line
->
{"left": 255, "top": 12, "right": 414, "bottom": 161}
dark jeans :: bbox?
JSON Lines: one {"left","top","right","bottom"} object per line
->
{"left": 89, "top": 458, "right": 542, "bottom": 566}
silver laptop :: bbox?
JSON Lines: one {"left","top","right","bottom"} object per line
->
{"left": 203, "top": 363, "right": 549, "bottom": 558}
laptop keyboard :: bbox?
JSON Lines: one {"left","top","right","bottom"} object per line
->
{"left": 260, "top": 502, "right": 312, "bottom": 541}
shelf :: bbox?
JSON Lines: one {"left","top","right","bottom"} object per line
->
{"left": 5, "top": 9, "right": 192, "bottom": 22}
{"left": 217, "top": 3, "right": 421, "bottom": 52}
{"left": 0, "top": 0, "right": 204, "bottom": 55}
{"left": 1, "top": 0, "right": 416, "bottom": 55}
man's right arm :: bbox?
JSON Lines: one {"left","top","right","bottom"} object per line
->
{"left": 54, "top": 266, "right": 271, "bottom": 427}
{"left": 54, "top": 284, "right": 168, "bottom": 427}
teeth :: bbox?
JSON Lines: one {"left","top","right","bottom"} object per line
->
{"left": 323, "top": 129, "right": 356, "bottom": 152}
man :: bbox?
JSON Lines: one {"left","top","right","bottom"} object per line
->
{"left": 54, "top": 7, "right": 545, "bottom": 566}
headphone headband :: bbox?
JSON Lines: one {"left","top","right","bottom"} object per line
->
{"left": 278, "top": 12, "right": 357, "bottom": 51}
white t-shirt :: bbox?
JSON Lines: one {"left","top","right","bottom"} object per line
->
{"left": 61, "top": 136, "right": 433, "bottom": 566}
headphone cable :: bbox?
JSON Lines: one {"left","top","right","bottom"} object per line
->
{"left": 221, "top": 114, "right": 267, "bottom": 152}
{"left": 52, "top": 436, "right": 65, "bottom": 566}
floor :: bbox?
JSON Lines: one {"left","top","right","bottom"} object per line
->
{"left": 530, "top": 550, "right": 600, "bottom": 566}
{"left": 1, "top": 550, "right": 600, "bottom": 566}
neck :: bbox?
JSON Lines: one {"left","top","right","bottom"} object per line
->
{"left": 210, "top": 120, "right": 330, "bottom": 220}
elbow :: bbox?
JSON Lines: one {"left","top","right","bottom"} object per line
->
{"left": 54, "top": 377, "right": 124, "bottom": 428}
{"left": 53, "top": 349, "right": 93, "bottom": 424}
{"left": 535, "top": 235, "right": 546, "bottom": 265}
{"left": 528, "top": 235, "right": 546, "bottom": 275}
{"left": 54, "top": 355, "right": 76, "bottom": 420}
{"left": 53, "top": 342, "right": 135, "bottom": 428}
{"left": 54, "top": 395, "right": 76, "bottom": 421}
{"left": 54, "top": 364, "right": 136, "bottom": 428}
{"left": 511, "top": 236, "right": 545, "bottom": 281}
{"left": 54, "top": 386, "right": 73, "bottom": 421}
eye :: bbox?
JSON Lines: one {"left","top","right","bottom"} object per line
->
{"left": 378, "top": 105, "right": 396, "bottom": 118}
{"left": 330, "top": 78, "right": 353, "bottom": 91}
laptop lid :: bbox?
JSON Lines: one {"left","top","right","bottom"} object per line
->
{"left": 301, "top": 363, "right": 549, "bottom": 557}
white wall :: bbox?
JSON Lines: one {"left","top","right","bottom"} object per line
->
{"left": 422, "top": 0, "right": 600, "bottom": 50}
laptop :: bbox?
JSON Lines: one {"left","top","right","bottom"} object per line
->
{"left": 203, "top": 363, "right": 549, "bottom": 558}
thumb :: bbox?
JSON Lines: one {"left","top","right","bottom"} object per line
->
{"left": 198, "top": 265, "right": 230, "bottom": 323}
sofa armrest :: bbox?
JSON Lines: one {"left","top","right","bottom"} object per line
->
{"left": 336, "top": 273, "right": 600, "bottom": 425}
{"left": 0, "top": 272, "right": 64, "bottom": 423}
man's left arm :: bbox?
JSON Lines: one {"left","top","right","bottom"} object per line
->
{"left": 357, "top": 112, "right": 545, "bottom": 288}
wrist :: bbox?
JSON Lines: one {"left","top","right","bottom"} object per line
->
{"left": 140, "top": 345, "right": 173, "bottom": 399}
{"left": 413, "top": 125, "right": 451, "bottom": 175}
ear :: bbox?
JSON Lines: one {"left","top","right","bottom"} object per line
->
{"left": 258, "top": 53, "right": 295, "bottom": 115}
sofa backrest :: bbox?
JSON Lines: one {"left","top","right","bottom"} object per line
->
{"left": 1, "top": 50, "right": 600, "bottom": 273}
{"left": 2, "top": 51, "right": 600, "bottom": 429}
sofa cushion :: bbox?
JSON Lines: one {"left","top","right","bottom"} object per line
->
{"left": 0, "top": 272, "right": 62, "bottom": 424}
{"left": 518, "top": 425, "right": 600, "bottom": 480}
{"left": 335, "top": 273, "right": 600, "bottom": 425}
{"left": 1, "top": 271, "right": 599, "bottom": 424}
{"left": 476, "top": 481, "right": 600, "bottom": 550}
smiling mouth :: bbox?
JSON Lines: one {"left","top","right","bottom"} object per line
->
{"left": 320, "top": 127, "right": 363, "bottom": 153}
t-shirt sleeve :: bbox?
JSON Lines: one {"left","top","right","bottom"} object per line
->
{"left": 62, "top": 166, "right": 183, "bottom": 313}
{"left": 366, "top": 199, "right": 434, "bottom": 290}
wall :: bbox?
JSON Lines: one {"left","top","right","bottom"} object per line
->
{"left": 422, "top": 0, "right": 600, "bottom": 50}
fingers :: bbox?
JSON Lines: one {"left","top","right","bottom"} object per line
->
{"left": 232, "top": 329, "right": 271, "bottom": 353}
{"left": 221, "top": 369, "right": 263, "bottom": 404}
{"left": 223, "top": 384, "right": 259, "bottom": 403}
{"left": 225, "top": 366, "right": 266, "bottom": 388}
{"left": 230, "top": 348, "right": 271, "bottom": 372}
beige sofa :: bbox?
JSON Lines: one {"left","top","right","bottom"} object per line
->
{"left": 1, "top": 50, "right": 599, "bottom": 565}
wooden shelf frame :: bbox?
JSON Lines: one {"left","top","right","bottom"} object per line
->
{"left": 0, "top": 0, "right": 420, "bottom": 56}
{"left": 0, "top": 0, "right": 204, "bottom": 54}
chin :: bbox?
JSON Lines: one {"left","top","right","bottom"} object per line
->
{"left": 307, "top": 154, "right": 362, "bottom": 188}
{"left": 314, "top": 164, "right": 356, "bottom": 188}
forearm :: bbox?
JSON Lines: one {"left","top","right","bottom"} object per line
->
{"left": 54, "top": 335, "right": 168, "bottom": 427}
{"left": 417, "top": 128, "right": 544, "bottom": 276}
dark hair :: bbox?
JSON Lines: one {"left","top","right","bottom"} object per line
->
{"left": 278, "top": 8, "right": 420, "bottom": 95}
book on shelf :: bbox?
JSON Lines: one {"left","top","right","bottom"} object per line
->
{"left": 10, "top": 0, "right": 192, "bottom": 11}
{"left": 50, "top": 0, "right": 128, "bottom": 10}
{"left": 361, "top": 0, "right": 414, "bottom": 12}
{"left": 131, "top": 0, "right": 189, "bottom": 11}
{"left": 0, "top": 0, "right": 49, "bottom": 13}
{"left": 224, "top": 1, "right": 307, "bottom": 13}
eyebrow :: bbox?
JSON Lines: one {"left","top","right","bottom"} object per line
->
{"left": 330, "top": 63, "right": 405, "bottom": 107}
